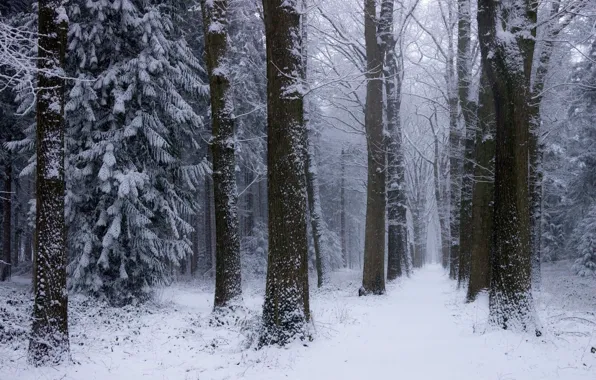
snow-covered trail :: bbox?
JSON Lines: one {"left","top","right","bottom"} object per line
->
{"left": 244, "top": 265, "right": 594, "bottom": 380}
{"left": 2, "top": 265, "right": 594, "bottom": 380}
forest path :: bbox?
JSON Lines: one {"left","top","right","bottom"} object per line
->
{"left": 3, "top": 265, "right": 594, "bottom": 380}
{"left": 249, "top": 264, "right": 593, "bottom": 380}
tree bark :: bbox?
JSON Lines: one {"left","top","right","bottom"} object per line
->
{"left": 466, "top": 70, "right": 495, "bottom": 302}
{"left": 447, "top": 3, "right": 461, "bottom": 280}
{"left": 456, "top": 0, "right": 475, "bottom": 285}
{"left": 361, "top": 0, "right": 386, "bottom": 295}
{"left": 478, "top": 0, "right": 538, "bottom": 332}
{"left": 202, "top": 0, "right": 242, "bottom": 309}
{"left": 381, "top": 0, "right": 407, "bottom": 282}
{"left": 203, "top": 174, "right": 214, "bottom": 276}
{"left": 431, "top": 122, "right": 449, "bottom": 270}
{"left": 260, "top": 0, "right": 310, "bottom": 346}
{"left": 340, "top": 148, "right": 348, "bottom": 268}
{"left": 28, "top": 0, "right": 70, "bottom": 365}
{"left": 1, "top": 161, "right": 11, "bottom": 281}
{"left": 305, "top": 132, "right": 328, "bottom": 287}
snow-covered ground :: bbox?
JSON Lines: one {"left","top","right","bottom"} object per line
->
{"left": 1, "top": 263, "right": 595, "bottom": 380}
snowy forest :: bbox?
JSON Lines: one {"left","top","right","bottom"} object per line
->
{"left": 1, "top": 0, "right": 596, "bottom": 378}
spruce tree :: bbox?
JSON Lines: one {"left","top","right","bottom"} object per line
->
{"left": 66, "top": 0, "right": 207, "bottom": 305}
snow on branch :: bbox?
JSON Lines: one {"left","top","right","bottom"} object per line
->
{"left": 0, "top": 20, "right": 36, "bottom": 93}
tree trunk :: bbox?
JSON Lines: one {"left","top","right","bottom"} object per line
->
{"left": 447, "top": 2, "right": 460, "bottom": 280}
{"left": 456, "top": 0, "right": 475, "bottom": 285}
{"left": 340, "top": 148, "right": 347, "bottom": 268}
{"left": 260, "top": 0, "right": 310, "bottom": 346}
{"left": 448, "top": 92, "right": 460, "bottom": 280}
{"left": 202, "top": 0, "right": 242, "bottom": 309}
{"left": 28, "top": 0, "right": 70, "bottom": 365}
{"left": 381, "top": 0, "right": 407, "bottom": 282}
{"left": 1, "top": 162, "right": 11, "bottom": 281}
{"left": 478, "top": 0, "right": 538, "bottom": 332}
{"left": 361, "top": 0, "right": 386, "bottom": 295}
{"left": 432, "top": 126, "right": 449, "bottom": 270}
{"left": 466, "top": 70, "right": 495, "bottom": 302}
{"left": 203, "top": 174, "right": 214, "bottom": 276}
{"left": 305, "top": 132, "right": 328, "bottom": 287}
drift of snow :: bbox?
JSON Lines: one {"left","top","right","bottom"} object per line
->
{"left": 1, "top": 264, "right": 595, "bottom": 380}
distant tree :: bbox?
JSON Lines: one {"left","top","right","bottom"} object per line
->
{"left": 28, "top": 0, "right": 70, "bottom": 365}
{"left": 259, "top": 0, "right": 310, "bottom": 346}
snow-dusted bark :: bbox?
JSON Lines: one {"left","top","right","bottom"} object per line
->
{"left": 446, "top": 1, "right": 461, "bottom": 281}
{"left": 1, "top": 161, "right": 11, "bottom": 281}
{"left": 28, "top": 0, "right": 69, "bottom": 365}
{"left": 380, "top": 0, "right": 408, "bottom": 281}
{"left": 340, "top": 148, "right": 348, "bottom": 268}
{"left": 361, "top": 0, "right": 386, "bottom": 295}
{"left": 478, "top": 0, "right": 539, "bottom": 333}
{"left": 466, "top": 70, "right": 495, "bottom": 302}
{"left": 260, "top": 0, "right": 310, "bottom": 346}
{"left": 456, "top": 0, "right": 476, "bottom": 286}
{"left": 201, "top": 0, "right": 242, "bottom": 309}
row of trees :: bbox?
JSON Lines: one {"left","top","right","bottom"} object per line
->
{"left": 0, "top": 0, "right": 594, "bottom": 367}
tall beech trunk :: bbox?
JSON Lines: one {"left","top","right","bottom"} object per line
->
{"left": 28, "top": 0, "right": 70, "bottom": 365}
{"left": 204, "top": 174, "right": 214, "bottom": 275}
{"left": 260, "top": 0, "right": 310, "bottom": 346}
{"left": 340, "top": 148, "right": 347, "bottom": 268}
{"left": 466, "top": 71, "right": 495, "bottom": 302}
{"left": 202, "top": 0, "right": 242, "bottom": 308}
{"left": 446, "top": 3, "right": 460, "bottom": 280}
{"left": 456, "top": 0, "right": 475, "bottom": 285}
{"left": 361, "top": 0, "right": 386, "bottom": 295}
{"left": 1, "top": 162, "right": 11, "bottom": 281}
{"left": 381, "top": 0, "right": 408, "bottom": 281}
{"left": 478, "top": 0, "right": 538, "bottom": 332}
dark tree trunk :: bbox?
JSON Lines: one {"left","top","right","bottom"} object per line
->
{"left": 28, "top": 0, "right": 70, "bottom": 365}
{"left": 431, "top": 124, "right": 449, "bottom": 270}
{"left": 202, "top": 0, "right": 242, "bottom": 309}
{"left": 203, "top": 174, "right": 214, "bottom": 276}
{"left": 260, "top": 0, "right": 310, "bottom": 346}
{"left": 456, "top": 0, "right": 475, "bottom": 286}
{"left": 361, "top": 0, "right": 386, "bottom": 295}
{"left": 448, "top": 93, "right": 460, "bottom": 280}
{"left": 381, "top": 0, "right": 407, "bottom": 282}
{"left": 1, "top": 162, "right": 11, "bottom": 281}
{"left": 340, "top": 148, "right": 347, "bottom": 268}
{"left": 478, "top": 0, "right": 538, "bottom": 332}
{"left": 466, "top": 71, "right": 495, "bottom": 302}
